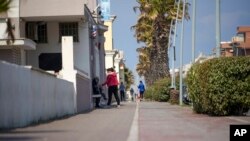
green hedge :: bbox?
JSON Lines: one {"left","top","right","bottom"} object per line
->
{"left": 186, "top": 57, "right": 250, "bottom": 116}
{"left": 144, "top": 77, "right": 172, "bottom": 102}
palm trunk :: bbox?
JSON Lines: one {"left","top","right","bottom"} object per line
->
{"left": 152, "top": 16, "right": 170, "bottom": 81}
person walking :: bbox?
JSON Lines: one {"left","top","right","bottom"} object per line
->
{"left": 92, "top": 77, "right": 101, "bottom": 108}
{"left": 138, "top": 80, "right": 145, "bottom": 101}
{"left": 129, "top": 87, "right": 134, "bottom": 101}
{"left": 102, "top": 68, "right": 120, "bottom": 108}
{"left": 119, "top": 82, "right": 126, "bottom": 101}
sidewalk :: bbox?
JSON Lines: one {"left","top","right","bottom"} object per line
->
{"left": 0, "top": 101, "right": 249, "bottom": 141}
{"left": 138, "top": 102, "right": 250, "bottom": 141}
{"left": 0, "top": 102, "right": 136, "bottom": 141}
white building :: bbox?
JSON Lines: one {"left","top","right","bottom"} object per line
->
{"left": 0, "top": 0, "right": 108, "bottom": 128}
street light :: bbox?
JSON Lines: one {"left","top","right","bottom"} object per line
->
{"left": 215, "top": 0, "right": 221, "bottom": 57}
{"left": 192, "top": 0, "right": 196, "bottom": 63}
{"left": 171, "top": 0, "right": 181, "bottom": 89}
{"left": 179, "top": 0, "right": 186, "bottom": 106}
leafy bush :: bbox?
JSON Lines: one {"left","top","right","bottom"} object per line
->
{"left": 144, "top": 77, "right": 171, "bottom": 102}
{"left": 186, "top": 57, "right": 250, "bottom": 116}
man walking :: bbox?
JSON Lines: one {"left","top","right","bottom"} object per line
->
{"left": 119, "top": 82, "right": 126, "bottom": 101}
{"left": 138, "top": 80, "right": 145, "bottom": 101}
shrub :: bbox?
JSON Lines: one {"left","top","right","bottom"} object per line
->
{"left": 144, "top": 77, "right": 171, "bottom": 102}
{"left": 144, "top": 86, "right": 154, "bottom": 100}
{"left": 186, "top": 57, "right": 250, "bottom": 116}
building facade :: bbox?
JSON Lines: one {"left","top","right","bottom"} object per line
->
{"left": 103, "top": 15, "right": 125, "bottom": 83}
{"left": 221, "top": 26, "right": 250, "bottom": 57}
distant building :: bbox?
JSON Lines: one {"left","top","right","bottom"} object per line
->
{"left": 173, "top": 53, "right": 214, "bottom": 78}
{"left": 221, "top": 26, "right": 250, "bottom": 56}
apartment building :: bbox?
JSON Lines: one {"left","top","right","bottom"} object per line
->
{"left": 221, "top": 26, "right": 250, "bottom": 56}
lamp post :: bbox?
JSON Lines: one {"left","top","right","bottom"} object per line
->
{"left": 179, "top": 0, "right": 186, "bottom": 106}
{"left": 172, "top": 0, "right": 181, "bottom": 89}
{"left": 215, "top": 0, "right": 221, "bottom": 57}
{"left": 192, "top": 0, "right": 196, "bottom": 63}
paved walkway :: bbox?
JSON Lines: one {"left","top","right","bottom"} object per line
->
{"left": 0, "top": 103, "right": 136, "bottom": 141}
{"left": 138, "top": 102, "right": 250, "bottom": 141}
{"left": 0, "top": 101, "right": 249, "bottom": 141}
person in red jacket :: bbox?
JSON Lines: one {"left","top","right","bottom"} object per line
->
{"left": 102, "top": 67, "right": 120, "bottom": 107}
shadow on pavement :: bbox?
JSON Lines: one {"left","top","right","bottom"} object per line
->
{"left": 0, "top": 136, "right": 43, "bottom": 141}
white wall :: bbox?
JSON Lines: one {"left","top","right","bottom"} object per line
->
{"left": 0, "top": 61, "right": 75, "bottom": 129}
{"left": 8, "top": 0, "right": 19, "bottom": 18}
{"left": 105, "top": 54, "right": 114, "bottom": 69}
{"left": 0, "top": 22, "right": 7, "bottom": 39}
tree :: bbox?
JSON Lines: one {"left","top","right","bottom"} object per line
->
{"left": 136, "top": 47, "right": 152, "bottom": 85}
{"left": 124, "top": 66, "right": 135, "bottom": 91}
{"left": 0, "top": 0, "right": 14, "bottom": 44}
{"left": 0, "top": 0, "right": 11, "bottom": 12}
{"left": 133, "top": 0, "right": 189, "bottom": 86}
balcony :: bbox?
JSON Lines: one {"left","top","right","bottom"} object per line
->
{"left": 232, "top": 36, "right": 244, "bottom": 42}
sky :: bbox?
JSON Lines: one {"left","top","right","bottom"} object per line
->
{"left": 110, "top": 0, "right": 250, "bottom": 75}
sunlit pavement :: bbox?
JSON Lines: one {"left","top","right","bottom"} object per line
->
{"left": 0, "top": 101, "right": 249, "bottom": 141}
{"left": 138, "top": 102, "right": 250, "bottom": 141}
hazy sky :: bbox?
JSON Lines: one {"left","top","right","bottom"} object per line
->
{"left": 110, "top": 0, "right": 250, "bottom": 72}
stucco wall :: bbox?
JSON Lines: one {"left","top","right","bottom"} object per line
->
{"left": 76, "top": 74, "right": 92, "bottom": 112}
{"left": 20, "top": 0, "right": 85, "bottom": 18}
{"left": 0, "top": 61, "right": 75, "bottom": 129}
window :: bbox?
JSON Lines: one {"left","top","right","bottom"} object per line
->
{"left": 26, "top": 22, "right": 47, "bottom": 43}
{"left": 59, "top": 22, "right": 79, "bottom": 42}
{"left": 39, "top": 53, "right": 62, "bottom": 71}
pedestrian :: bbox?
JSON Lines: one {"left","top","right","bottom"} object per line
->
{"left": 119, "top": 82, "right": 126, "bottom": 101}
{"left": 129, "top": 87, "right": 134, "bottom": 101}
{"left": 92, "top": 77, "right": 101, "bottom": 108}
{"left": 138, "top": 80, "right": 145, "bottom": 101}
{"left": 102, "top": 68, "right": 120, "bottom": 108}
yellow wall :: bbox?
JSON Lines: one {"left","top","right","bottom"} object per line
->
{"left": 104, "top": 21, "right": 113, "bottom": 51}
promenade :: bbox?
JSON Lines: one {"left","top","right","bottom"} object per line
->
{"left": 0, "top": 101, "right": 249, "bottom": 141}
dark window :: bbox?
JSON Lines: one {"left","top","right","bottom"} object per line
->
{"left": 59, "top": 22, "right": 79, "bottom": 42}
{"left": 26, "top": 22, "right": 48, "bottom": 43}
{"left": 39, "top": 53, "right": 62, "bottom": 71}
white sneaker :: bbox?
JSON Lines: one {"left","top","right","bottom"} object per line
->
{"left": 117, "top": 105, "right": 121, "bottom": 108}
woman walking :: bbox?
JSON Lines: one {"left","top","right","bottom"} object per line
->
{"left": 102, "top": 68, "right": 120, "bottom": 108}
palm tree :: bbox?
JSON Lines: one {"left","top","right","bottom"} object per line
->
{"left": 124, "top": 66, "right": 135, "bottom": 91}
{"left": 133, "top": 0, "right": 189, "bottom": 85}
{"left": 136, "top": 47, "right": 152, "bottom": 85}
{"left": 0, "top": 0, "right": 11, "bottom": 12}
{"left": 0, "top": 0, "right": 14, "bottom": 44}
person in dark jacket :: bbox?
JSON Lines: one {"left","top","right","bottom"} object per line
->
{"left": 92, "top": 77, "right": 101, "bottom": 108}
{"left": 138, "top": 80, "right": 145, "bottom": 100}
{"left": 92, "top": 77, "right": 107, "bottom": 108}
{"left": 102, "top": 68, "right": 120, "bottom": 107}
{"left": 119, "top": 82, "right": 126, "bottom": 101}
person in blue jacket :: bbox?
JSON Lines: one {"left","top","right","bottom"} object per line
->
{"left": 138, "top": 80, "right": 145, "bottom": 100}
